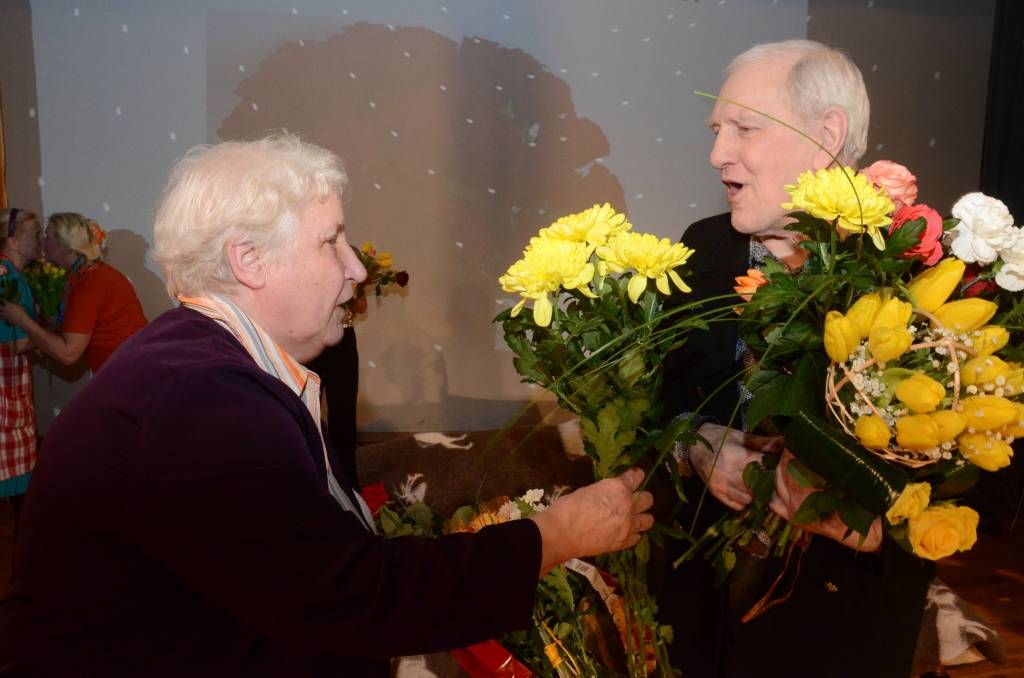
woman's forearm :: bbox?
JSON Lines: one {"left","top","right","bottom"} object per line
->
{"left": 15, "top": 315, "right": 86, "bottom": 365}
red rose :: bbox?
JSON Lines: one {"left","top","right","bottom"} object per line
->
{"left": 360, "top": 481, "right": 390, "bottom": 517}
{"left": 961, "top": 263, "right": 998, "bottom": 298}
{"left": 395, "top": 270, "right": 410, "bottom": 287}
{"left": 889, "top": 203, "right": 944, "bottom": 265}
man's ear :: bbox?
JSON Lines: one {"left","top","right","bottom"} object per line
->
{"left": 813, "top": 107, "right": 849, "bottom": 169}
{"left": 225, "top": 238, "right": 267, "bottom": 290}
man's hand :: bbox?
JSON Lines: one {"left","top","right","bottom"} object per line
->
{"left": 769, "top": 450, "right": 882, "bottom": 552}
{"left": 688, "top": 423, "right": 783, "bottom": 510}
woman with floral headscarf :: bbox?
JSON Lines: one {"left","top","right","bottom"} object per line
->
{"left": 0, "top": 212, "right": 147, "bottom": 373}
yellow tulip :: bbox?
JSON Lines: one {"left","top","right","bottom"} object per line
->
{"left": 824, "top": 311, "right": 861, "bottom": 363}
{"left": 968, "top": 326, "right": 1009, "bottom": 358}
{"left": 929, "top": 410, "right": 967, "bottom": 444}
{"left": 895, "top": 414, "right": 940, "bottom": 451}
{"left": 959, "top": 432, "right": 1014, "bottom": 471}
{"left": 933, "top": 299, "right": 998, "bottom": 333}
{"left": 907, "top": 258, "right": 966, "bottom": 312}
{"left": 886, "top": 482, "right": 931, "bottom": 525}
{"left": 960, "top": 355, "right": 1011, "bottom": 387}
{"left": 872, "top": 297, "right": 913, "bottom": 331}
{"left": 895, "top": 373, "right": 946, "bottom": 413}
{"left": 855, "top": 414, "right": 891, "bottom": 449}
{"left": 1004, "top": 366, "right": 1024, "bottom": 396}
{"left": 908, "top": 504, "right": 978, "bottom": 560}
{"left": 959, "top": 395, "right": 1020, "bottom": 431}
{"left": 996, "top": 402, "right": 1024, "bottom": 438}
{"left": 868, "top": 326, "right": 913, "bottom": 363}
{"left": 846, "top": 294, "right": 881, "bottom": 339}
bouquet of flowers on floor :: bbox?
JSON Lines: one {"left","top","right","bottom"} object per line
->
{"left": 345, "top": 242, "right": 409, "bottom": 324}
{"left": 686, "top": 159, "right": 1024, "bottom": 593}
{"left": 367, "top": 475, "right": 632, "bottom": 677}
{"left": 496, "top": 202, "right": 730, "bottom": 677}
{"left": 23, "top": 259, "right": 67, "bottom": 322}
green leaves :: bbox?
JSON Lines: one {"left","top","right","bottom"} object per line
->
{"left": 783, "top": 412, "right": 908, "bottom": 516}
{"left": 745, "top": 351, "right": 827, "bottom": 430}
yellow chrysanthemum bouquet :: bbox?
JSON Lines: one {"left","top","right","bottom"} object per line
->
{"left": 714, "top": 160, "right": 1023, "bottom": 572}
{"left": 497, "top": 203, "right": 721, "bottom": 677}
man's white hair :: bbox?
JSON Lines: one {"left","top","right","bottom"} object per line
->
{"left": 728, "top": 39, "right": 870, "bottom": 166}
{"left": 153, "top": 132, "right": 347, "bottom": 298}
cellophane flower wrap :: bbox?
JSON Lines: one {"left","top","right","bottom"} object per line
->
{"left": 373, "top": 475, "right": 630, "bottom": 677}
{"left": 685, "top": 159, "right": 1023, "bottom": 590}
{"left": 496, "top": 202, "right": 725, "bottom": 677}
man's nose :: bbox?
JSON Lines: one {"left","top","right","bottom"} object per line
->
{"left": 709, "top": 132, "right": 733, "bottom": 170}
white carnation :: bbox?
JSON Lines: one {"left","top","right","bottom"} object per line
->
{"left": 948, "top": 192, "right": 1017, "bottom": 264}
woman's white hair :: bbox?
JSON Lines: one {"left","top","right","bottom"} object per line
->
{"left": 153, "top": 132, "right": 347, "bottom": 298}
{"left": 728, "top": 39, "right": 870, "bottom": 166}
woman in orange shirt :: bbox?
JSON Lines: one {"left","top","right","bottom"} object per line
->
{"left": 0, "top": 212, "right": 147, "bottom": 373}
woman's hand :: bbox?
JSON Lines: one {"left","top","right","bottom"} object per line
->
{"left": 688, "top": 424, "right": 784, "bottom": 510}
{"left": 0, "top": 301, "right": 29, "bottom": 327}
{"left": 769, "top": 449, "right": 883, "bottom": 552}
{"left": 530, "top": 467, "right": 654, "bottom": 577}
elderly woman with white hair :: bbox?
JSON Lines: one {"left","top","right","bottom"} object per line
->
{"left": 657, "top": 40, "right": 934, "bottom": 677}
{"left": 0, "top": 133, "right": 655, "bottom": 677}
{"left": 0, "top": 212, "right": 147, "bottom": 372}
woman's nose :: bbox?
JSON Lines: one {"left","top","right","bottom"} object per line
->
{"left": 344, "top": 245, "right": 368, "bottom": 283}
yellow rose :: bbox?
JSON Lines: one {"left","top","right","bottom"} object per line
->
{"left": 960, "top": 355, "right": 1011, "bottom": 387}
{"left": 929, "top": 410, "right": 967, "bottom": 444}
{"left": 895, "top": 373, "right": 946, "bottom": 413}
{"left": 845, "top": 293, "right": 881, "bottom": 339}
{"left": 959, "top": 394, "right": 1020, "bottom": 431}
{"left": 895, "top": 414, "right": 940, "bottom": 451}
{"left": 886, "top": 482, "right": 931, "bottom": 524}
{"left": 959, "top": 431, "right": 1014, "bottom": 471}
{"left": 908, "top": 505, "right": 979, "bottom": 560}
{"left": 968, "top": 326, "right": 1009, "bottom": 358}
{"left": 855, "top": 414, "right": 891, "bottom": 449}
{"left": 868, "top": 326, "right": 913, "bottom": 363}
{"left": 996, "top": 402, "right": 1024, "bottom": 438}
{"left": 824, "top": 311, "right": 861, "bottom": 363}
{"left": 376, "top": 251, "right": 394, "bottom": 268}
{"left": 872, "top": 297, "right": 913, "bottom": 331}
{"left": 933, "top": 299, "right": 998, "bottom": 333}
{"left": 907, "top": 258, "right": 966, "bottom": 312}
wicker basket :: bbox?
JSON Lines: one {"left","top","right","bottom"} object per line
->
{"left": 823, "top": 309, "right": 976, "bottom": 468}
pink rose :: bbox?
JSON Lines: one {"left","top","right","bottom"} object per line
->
{"left": 864, "top": 160, "right": 919, "bottom": 211}
{"left": 889, "top": 203, "right": 944, "bottom": 265}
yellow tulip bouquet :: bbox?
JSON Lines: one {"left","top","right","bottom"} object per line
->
{"left": 694, "top": 161, "right": 1023, "bottom": 581}
{"left": 497, "top": 202, "right": 727, "bottom": 677}
{"left": 23, "top": 260, "right": 66, "bottom": 323}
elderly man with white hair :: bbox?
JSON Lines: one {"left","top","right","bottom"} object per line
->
{"left": 659, "top": 40, "right": 934, "bottom": 677}
{"left": 0, "top": 134, "right": 655, "bottom": 677}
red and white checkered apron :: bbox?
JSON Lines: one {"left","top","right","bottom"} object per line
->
{"left": 0, "top": 342, "right": 37, "bottom": 482}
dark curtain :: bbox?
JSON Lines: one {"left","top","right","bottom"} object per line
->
{"left": 979, "top": 0, "right": 1024, "bottom": 218}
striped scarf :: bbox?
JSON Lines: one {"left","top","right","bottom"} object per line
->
{"left": 179, "top": 293, "right": 375, "bottom": 532}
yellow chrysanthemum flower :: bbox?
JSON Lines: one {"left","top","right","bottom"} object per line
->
{"left": 595, "top": 232, "right": 695, "bottom": 303}
{"left": 782, "top": 167, "right": 894, "bottom": 250}
{"left": 499, "top": 237, "right": 597, "bottom": 327}
{"left": 541, "top": 203, "right": 632, "bottom": 248}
